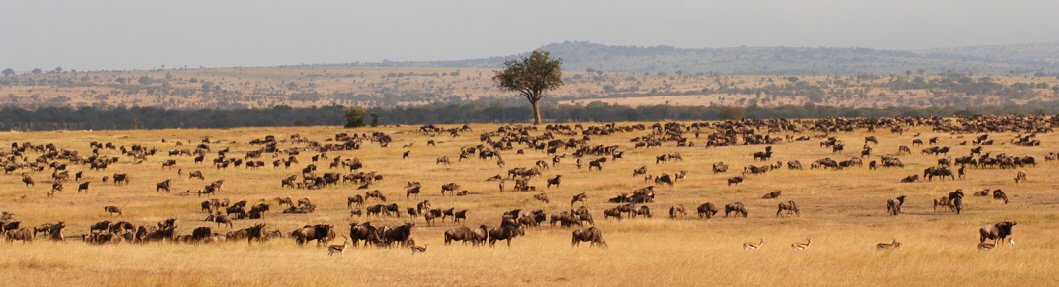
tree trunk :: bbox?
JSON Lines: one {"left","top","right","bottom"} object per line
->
{"left": 531, "top": 99, "right": 542, "bottom": 125}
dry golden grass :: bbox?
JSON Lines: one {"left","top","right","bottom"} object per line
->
{"left": 1, "top": 122, "right": 1058, "bottom": 286}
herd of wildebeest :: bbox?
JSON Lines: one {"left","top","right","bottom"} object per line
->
{"left": 3, "top": 114, "right": 1054, "bottom": 254}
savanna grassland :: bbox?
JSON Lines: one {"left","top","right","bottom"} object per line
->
{"left": 1, "top": 121, "right": 1058, "bottom": 286}
{"left": 3, "top": 65, "right": 1059, "bottom": 111}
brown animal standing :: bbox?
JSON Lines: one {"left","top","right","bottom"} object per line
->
{"left": 103, "top": 206, "right": 123, "bottom": 216}
{"left": 571, "top": 227, "right": 606, "bottom": 248}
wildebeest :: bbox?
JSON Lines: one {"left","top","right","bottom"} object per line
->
{"left": 436, "top": 156, "right": 451, "bottom": 165}
{"left": 724, "top": 202, "right": 747, "bottom": 218}
{"left": 993, "top": 190, "right": 1009, "bottom": 204}
{"left": 156, "top": 179, "right": 172, "bottom": 192}
{"left": 291, "top": 224, "right": 335, "bottom": 246}
{"left": 89, "top": 221, "right": 110, "bottom": 234}
{"left": 382, "top": 223, "right": 415, "bottom": 248}
{"left": 571, "top": 193, "right": 587, "bottom": 206}
{"left": 633, "top": 166, "right": 647, "bottom": 177}
{"left": 547, "top": 175, "right": 562, "bottom": 188}
{"left": 188, "top": 170, "right": 204, "bottom": 180}
{"left": 713, "top": 162, "right": 729, "bottom": 173}
{"left": 440, "top": 183, "right": 461, "bottom": 196}
{"left": 424, "top": 209, "right": 442, "bottom": 226}
{"left": 103, "top": 206, "right": 123, "bottom": 216}
{"left": 348, "top": 194, "right": 364, "bottom": 209}
{"left": 406, "top": 186, "right": 421, "bottom": 199}
{"left": 365, "top": 190, "right": 387, "bottom": 202}
{"left": 886, "top": 195, "right": 906, "bottom": 216}
{"left": 776, "top": 201, "right": 799, "bottom": 217}
{"left": 533, "top": 193, "right": 550, "bottom": 204}
{"left": 571, "top": 227, "right": 606, "bottom": 248}
{"left": 454, "top": 210, "right": 468, "bottom": 224}
{"left": 444, "top": 226, "right": 477, "bottom": 245}
{"left": 762, "top": 191, "right": 782, "bottom": 199}
{"left": 727, "top": 177, "right": 744, "bottom": 186}
{"left": 979, "top": 222, "right": 1016, "bottom": 245}
{"left": 669, "top": 205, "right": 687, "bottom": 219}
{"left": 697, "top": 203, "right": 719, "bottom": 219}
{"left": 488, "top": 225, "right": 525, "bottom": 247}
{"left": 900, "top": 175, "right": 919, "bottom": 183}
{"left": 5, "top": 228, "right": 33, "bottom": 243}
{"left": 348, "top": 222, "right": 378, "bottom": 248}
{"left": 78, "top": 182, "right": 91, "bottom": 193}
{"left": 603, "top": 208, "right": 623, "bottom": 220}
{"left": 933, "top": 196, "right": 952, "bottom": 212}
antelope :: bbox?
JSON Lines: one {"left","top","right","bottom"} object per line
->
{"left": 743, "top": 238, "right": 765, "bottom": 250}
{"left": 1007, "top": 238, "right": 1015, "bottom": 247}
{"left": 410, "top": 243, "right": 429, "bottom": 256}
{"left": 791, "top": 238, "right": 811, "bottom": 250}
{"left": 876, "top": 239, "right": 902, "bottom": 250}
{"left": 327, "top": 236, "right": 350, "bottom": 257}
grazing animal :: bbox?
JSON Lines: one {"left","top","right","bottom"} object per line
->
{"left": 533, "top": 193, "right": 550, "bottom": 204}
{"left": 188, "top": 171, "right": 204, "bottom": 180}
{"left": 886, "top": 195, "right": 906, "bottom": 216}
{"left": 440, "top": 183, "right": 461, "bottom": 196}
{"left": 761, "top": 191, "right": 782, "bottom": 199}
{"left": 993, "top": 190, "right": 1009, "bottom": 204}
{"left": 669, "top": 205, "right": 687, "bottom": 219}
{"left": 103, "top": 206, "right": 122, "bottom": 216}
{"left": 727, "top": 176, "right": 743, "bottom": 186}
{"left": 406, "top": 186, "right": 421, "bottom": 199}
{"left": 327, "top": 236, "right": 350, "bottom": 257}
{"left": 291, "top": 224, "right": 335, "bottom": 246}
{"left": 724, "top": 202, "right": 747, "bottom": 218}
{"left": 571, "top": 227, "right": 606, "bottom": 248}
{"left": 877, "top": 239, "right": 902, "bottom": 250}
{"left": 933, "top": 196, "right": 952, "bottom": 212}
{"left": 776, "top": 201, "right": 799, "bottom": 217}
{"left": 979, "top": 221, "right": 1017, "bottom": 245}
{"left": 1014, "top": 170, "right": 1027, "bottom": 183}
{"left": 347, "top": 195, "right": 364, "bottom": 209}
{"left": 571, "top": 193, "right": 587, "bottom": 206}
{"left": 791, "top": 238, "right": 811, "bottom": 250}
{"left": 697, "top": 203, "right": 719, "bottom": 219}
{"left": 743, "top": 238, "right": 765, "bottom": 250}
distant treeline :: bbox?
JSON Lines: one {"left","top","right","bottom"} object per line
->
{"left": 3, "top": 102, "right": 1059, "bottom": 131}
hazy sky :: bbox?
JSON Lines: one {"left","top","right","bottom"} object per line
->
{"left": 2, "top": 1, "right": 1057, "bottom": 71}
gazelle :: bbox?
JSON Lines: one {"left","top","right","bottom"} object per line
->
{"left": 791, "top": 238, "right": 811, "bottom": 250}
{"left": 977, "top": 242, "right": 996, "bottom": 251}
{"left": 876, "top": 239, "right": 901, "bottom": 250}
{"left": 743, "top": 238, "right": 765, "bottom": 250}
{"left": 1007, "top": 238, "right": 1015, "bottom": 247}
{"left": 411, "top": 243, "right": 430, "bottom": 256}
{"left": 327, "top": 236, "right": 350, "bottom": 257}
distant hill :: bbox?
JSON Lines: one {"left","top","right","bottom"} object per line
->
{"left": 344, "top": 41, "right": 1059, "bottom": 76}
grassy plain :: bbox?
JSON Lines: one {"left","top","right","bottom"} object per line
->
{"left": 4, "top": 66, "right": 1059, "bottom": 110}
{"left": 1, "top": 122, "right": 1058, "bottom": 286}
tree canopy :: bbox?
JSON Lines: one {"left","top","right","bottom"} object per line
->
{"left": 492, "top": 50, "right": 564, "bottom": 124}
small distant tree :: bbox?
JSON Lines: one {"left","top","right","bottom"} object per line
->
{"left": 344, "top": 107, "right": 367, "bottom": 128}
{"left": 718, "top": 107, "right": 745, "bottom": 121}
{"left": 31, "top": 68, "right": 42, "bottom": 74}
{"left": 492, "top": 50, "right": 564, "bottom": 125}
{"left": 138, "top": 76, "right": 153, "bottom": 85}
{"left": 115, "top": 77, "right": 127, "bottom": 84}
{"left": 370, "top": 112, "right": 379, "bottom": 127}
{"left": 53, "top": 67, "right": 62, "bottom": 73}
{"left": 1, "top": 68, "right": 13, "bottom": 77}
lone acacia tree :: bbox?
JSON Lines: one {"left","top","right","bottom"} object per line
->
{"left": 492, "top": 50, "right": 564, "bottom": 125}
